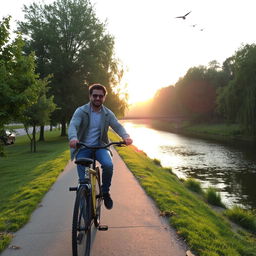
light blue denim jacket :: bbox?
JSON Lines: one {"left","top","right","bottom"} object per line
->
{"left": 68, "top": 103, "right": 129, "bottom": 160}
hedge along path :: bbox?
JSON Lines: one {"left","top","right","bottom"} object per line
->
{"left": 0, "top": 131, "right": 69, "bottom": 252}
{"left": 109, "top": 131, "right": 256, "bottom": 256}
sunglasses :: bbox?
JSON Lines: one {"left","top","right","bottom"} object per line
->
{"left": 92, "top": 94, "right": 104, "bottom": 99}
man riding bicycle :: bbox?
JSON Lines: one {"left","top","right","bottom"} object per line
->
{"left": 68, "top": 83, "right": 133, "bottom": 210}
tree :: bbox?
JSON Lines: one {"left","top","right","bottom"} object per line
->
{"left": 18, "top": 0, "right": 126, "bottom": 136}
{"left": 22, "top": 77, "right": 56, "bottom": 152}
{"left": 147, "top": 62, "right": 229, "bottom": 122}
{"left": 150, "top": 86, "right": 181, "bottom": 117}
{"left": 217, "top": 44, "right": 256, "bottom": 134}
{"left": 174, "top": 66, "right": 217, "bottom": 121}
{"left": 0, "top": 17, "right": 39, "bottom": 156}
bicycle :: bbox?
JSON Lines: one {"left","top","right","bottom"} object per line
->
{"left": 69, "top": 141, "right": 125, "bottom": 256}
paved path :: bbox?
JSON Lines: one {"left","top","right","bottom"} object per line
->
{"left": 1, "top": 148, "right": 187, "bottom": 256}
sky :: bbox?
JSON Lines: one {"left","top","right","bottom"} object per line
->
{"left": 1, "top": 0, "right": 256, "bottom": 104}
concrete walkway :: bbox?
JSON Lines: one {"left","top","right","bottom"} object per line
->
{"left": 1, "top": 148, "right": 187, "bottom": 256}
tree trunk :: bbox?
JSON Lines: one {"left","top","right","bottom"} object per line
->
{"left": 39, "top": 125, "right": 45, "bottom": 141}
{"left": 30, "top": 139, "right": 33, "bottom": 152}
{"left": 33, "top": 125, "right": 37, "bottom": 152}
{"left": 61, "top": 119, "right": 66, "bottom": 136}
{"left": 0, "top": 144, "right": 5, "bottom": 157}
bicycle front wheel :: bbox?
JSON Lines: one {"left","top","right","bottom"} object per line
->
{"left": 72, "top": 186, "right": 91, "bottom": 256}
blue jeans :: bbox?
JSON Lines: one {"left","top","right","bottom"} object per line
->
{"left": 76, "top": 148, "right": 113, "bottom": 194}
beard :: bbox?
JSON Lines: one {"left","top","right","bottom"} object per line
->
{"left": 91, "top": 100, "right": 102, "bottom": 108}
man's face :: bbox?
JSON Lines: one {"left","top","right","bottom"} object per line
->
{"left": 90, "top": 89, "right": 106, "bottom": 108}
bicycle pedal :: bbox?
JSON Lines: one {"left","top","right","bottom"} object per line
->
{"left": 69, "top": 187, "right": 77, "bottom": 191}
{"left": 98, "top": 225, "right": 108, "bottom": 231}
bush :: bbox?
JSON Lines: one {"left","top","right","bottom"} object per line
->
{"left": 152, "top": 158, "right": 161, "bottom": 166}
{"left": 205, "top": 187, "right": 225, "bottom": 207}
{"left": 225, "top": 206, "right": 256, "bottom": 233}
{"left": 185, "top": 178, "right": 203, "bottom": 194}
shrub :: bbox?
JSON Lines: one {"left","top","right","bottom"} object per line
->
{"left": 205, "top": 187, "right": 225, "bottom": 207}
{"left": 225, "top": 206, "right": 256, "bottom": 233}
{"left": 152, "top": 158, "right": 161, "bottom": 166}
{"left": 185, "top": 178, "right": 203, "bottom": 194}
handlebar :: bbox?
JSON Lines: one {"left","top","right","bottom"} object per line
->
{"left": 76, "top": 141, "right": 126, "bottom": 150}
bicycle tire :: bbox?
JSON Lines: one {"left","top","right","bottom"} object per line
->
{"left": 72, "top": 186, "right": 92, "bottom": 256}
{"left": 94, "top": 167, "right": 102, "bottom": 227}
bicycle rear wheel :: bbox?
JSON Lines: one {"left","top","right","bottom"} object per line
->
{"left": 94, "top": 167, "right": 102, "bottom": 227}
{"left": 72, "top": 186, "right": 91, "bottom": 256}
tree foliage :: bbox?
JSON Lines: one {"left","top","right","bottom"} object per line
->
{"left": 148, "top": 44, "right": 256, "bottom": 136}
{"left": 22, "top": 77, "right": 56, "bottom": 152}
{"left": 150, "top": 63, "right": 228, "bottom": 121}
{"left": 151, "top": 86, "right": 181, "bottom": 117}
{"left": 0, "top": 17, "right": 39, "bottom": 127}
{"left": 18, "top": 0, "right": 126, "bottom": 135}
{"left": 217, "top": 44, "right": 256, "bottom": 134}
{"left": 0, "top": 17, "right": 42, "bottom": 155}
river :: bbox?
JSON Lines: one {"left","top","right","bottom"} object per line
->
{"left": 121, "top": 120, "right": 256, "bottom": 210}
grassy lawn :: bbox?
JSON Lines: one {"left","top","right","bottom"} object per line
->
{"left": 0, "top": 130, "right": 69, "bottom": 252}
{"left": 109, "top": 132, "right": 256, "bottom": 256}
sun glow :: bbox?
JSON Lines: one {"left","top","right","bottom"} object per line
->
{"left": 126, "top": 81, "right": 157, "bottom": 105}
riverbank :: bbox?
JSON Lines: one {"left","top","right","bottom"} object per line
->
{"left": 109, "top": 131, "right": 256, "bottom": 256}
{"left": 151, "top": 120, "right": 256, "bottom": 145}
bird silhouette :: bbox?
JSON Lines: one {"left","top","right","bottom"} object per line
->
{"left": 175, "top": 11, "right": 191, "bottom": 20}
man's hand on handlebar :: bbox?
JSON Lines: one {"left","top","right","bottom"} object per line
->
{"left": 69, "top": 139, "right": 79, "bottom": 148}
{"left": 123, "top": 137, "right": 133, "bottom": 145}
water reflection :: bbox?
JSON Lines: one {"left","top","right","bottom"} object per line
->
{"left": 123, "top": 121, "right": 256, "bottom": 209}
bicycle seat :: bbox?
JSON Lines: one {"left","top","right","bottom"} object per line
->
{"left": 75, "top": 158, "right": 93, "bottom": 166}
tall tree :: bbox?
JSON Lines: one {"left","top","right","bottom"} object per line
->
{"left": 149, "top": 63, "right": 228, "bottom": 121}
{"left": 217, "top": 44, "right": 256, "bottom": 134}
{"left": 0, "top": 17, "right": 39, "bottom": 155}
{"left": 18, "top": 0, "right": 125, "bottom": 136}
{"left": 150, "top": 86, "right": 181, "bottom": 117}
{"left": 0, "top": 17, "right": 39, "bottom": 126}
{"left": 174, "top": 66, "right": 217, "bottom": 121}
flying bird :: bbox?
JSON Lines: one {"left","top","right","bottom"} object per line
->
{"left": 191, "top": 24, "right": 197, "bottom": 27}
{"left": 175, "top": 11, "right": 191, "bottom": 20}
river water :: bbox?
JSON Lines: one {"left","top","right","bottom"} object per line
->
{"left": 122, "top": 120, "right": 256, "bottom": 210}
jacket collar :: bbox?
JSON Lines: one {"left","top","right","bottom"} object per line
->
{"left": 81, "top": 102, "right": 108, "bottom": 115}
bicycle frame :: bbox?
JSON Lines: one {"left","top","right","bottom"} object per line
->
{"left": 88, "top": 167, "right": 98, "bottom": 217}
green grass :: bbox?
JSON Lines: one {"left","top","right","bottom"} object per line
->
{"left": 151, "top": 120, "right": 246, "bottom": 139}
{"left": 152, "top": 158, "right": 162, "bottom": 166}
{"left": 184, "top": 123, "right": 242, "bottom": 136}
{"left": 109, "top": 131, "right": 256, "bottom": 256}
{"left": 0, "top": 130, "right": 69, "bottom": 252}
{"left": 184, "top": 178, "right": 203, "bottom": 194}
{"left": 224, "top": 206, "right": 256, "bottom": 234}
{"left": 205, "top": 187, "right": 226, "bottom": 208}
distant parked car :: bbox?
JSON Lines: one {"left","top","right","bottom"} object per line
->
{"left": 0, "top": 130, "right": 16, "bottom": 145}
